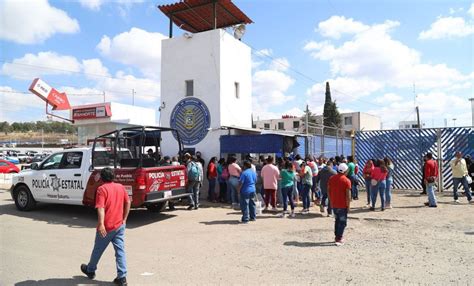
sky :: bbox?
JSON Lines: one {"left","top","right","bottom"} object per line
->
{"left": 0, "top": 0, "right": 473, "bottom": 129}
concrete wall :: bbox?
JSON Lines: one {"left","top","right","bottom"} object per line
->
{"left": 160, "top": 29, "right": 252, "bottom": 163}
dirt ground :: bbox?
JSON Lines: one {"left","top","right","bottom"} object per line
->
{"left": 1, "top": 188, "right": 473, "bottom": 285}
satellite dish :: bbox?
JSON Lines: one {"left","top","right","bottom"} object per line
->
{"left": 233, "top": 24, "right": 246, "bottom": 40}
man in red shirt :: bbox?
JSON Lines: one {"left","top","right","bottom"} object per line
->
{"left": 328, "top": 163, "right": 351, "bottom": 246}
{"left": 423, "top": 153, "right": 439, "bottom": 207}
{"left": 81, "top": 168, "right": 131, "bottom": 286}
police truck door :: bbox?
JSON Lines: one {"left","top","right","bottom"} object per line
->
{"left": 55, "top": 151, "right": 87, "bottom": 204}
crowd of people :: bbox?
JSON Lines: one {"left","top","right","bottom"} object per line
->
{"left": 180, "top": 150, "right": 474, "bottom": 246}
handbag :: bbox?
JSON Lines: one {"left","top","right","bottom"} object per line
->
{"left": 370, "top": 179, "right": 378, "bottom": 186}
{"left": 466, "top": 175, "right": 473, "bottom": 185}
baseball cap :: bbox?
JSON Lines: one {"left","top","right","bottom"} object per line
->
{"left": 338, "top": 163, "right": 348, "bottom": 173}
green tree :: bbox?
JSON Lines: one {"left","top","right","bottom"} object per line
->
{"left": 0, "top": 121, "right": 11, "bottom": 134}
{"left": 323, "top": 82, "right": 342, "bottom": 136}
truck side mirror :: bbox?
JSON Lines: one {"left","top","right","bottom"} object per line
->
{"left": 89, "top": 165, "right": 94, "bottom": 172}
{"left": 31, "top": 163, "right": 39, "bottom": 170}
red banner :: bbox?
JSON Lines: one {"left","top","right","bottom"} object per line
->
{"left": 72, "top": 104, "right": 111, "bottom": 120}
{"left": 29, "top": 78, "right": 71, "bottom": 110}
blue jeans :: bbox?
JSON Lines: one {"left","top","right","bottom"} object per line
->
{"left": 208, "top": 178, "right": 217, "bottom": 201}
{"left": 281, "top": 186, "right": 295, "bottom": 211}
{"left": 87, "top": 224, "right": 127, "bottom": 278}
{"left": 350, "top": 175, "right": 358, "bottom": 199}
{"left": 188, "top": 181, "right": 200, "bottom": 207}
{"left": 371, "top": 180, "right": 386, "bottom": 209}
{"left": 228, "top": 176, "right": 240, "bottom": 205}
{"left": 301, "top": 184, "right": 311, "bottom": 209}
{"left": 240, "top": 192, "right": 256, "bottom": 222}
{"left": 453, "top": 177, "right": 472, "bottom": 201}
{"left": 333, "top": 208, "right": 348, "bottom": 238}
{"left": 311, "top": 176, "right": 321, "bottom": 199}
{"left": 321, "top": 189, "right": 332, "bottom": 214}
{"left": 427, "top": 182, "right": 437, "bottom": 206}
{"left": 364, "top": 178, "right": 371, "bottom": 205}
{"left": 385, "top": 178, "right": 393, "bottom": 205}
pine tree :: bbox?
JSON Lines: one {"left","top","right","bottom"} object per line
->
{"left": 323, "top": 82, "right": 342, "bottom": 136}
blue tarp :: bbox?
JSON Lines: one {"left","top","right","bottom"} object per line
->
{"left": 220, "top": 134, "right": 284, "bottom": 154}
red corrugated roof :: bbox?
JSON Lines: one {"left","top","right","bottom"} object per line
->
{"left": 158, "top": 0, "right": 253, "bottom": 33}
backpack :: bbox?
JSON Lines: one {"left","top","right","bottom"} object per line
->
{"left": 188, "top": 162, "right": 200, "bottom": 182}
{"left": 221, "top": 167, "right": 230, "bottom": 180}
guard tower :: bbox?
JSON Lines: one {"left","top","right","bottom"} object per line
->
{"left": 158, "top": 0, "right": 253, "bottom": 159}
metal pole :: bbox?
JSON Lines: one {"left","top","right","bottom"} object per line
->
{"left": 437, "top": 128, "right": 443, "bottom": 192}
{"left": 169, "top": 14, "right": 173, "bottom": 38}
{"left": 213, "top": 1, "right": 217, "bottom": 29}
{"left": 103, "top": 91, "right": 105, "bottom": 103}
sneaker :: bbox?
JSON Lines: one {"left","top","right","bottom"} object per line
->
{"left": 249, "top": 218, "right": 256, "bottom": 222}
{"left": 386, "top": 204, "right": 393, "bottom": 209}
{"left": 454, "top": 199, "right": 460, "bottom": 204}
{"left": 80, "top": 264, "right": 95, "bottom": 280}
{"left": 187, "top": 205, "right": 194, "bottom": 210}
{"left": 239, "top": 220, "right": 249, "bottom": 224}
{"left": 365, "top": 203, "right": 371, "bottom": 208}
{"left": 113, "top": 277, "right": 128, "bottom": 286}
{"left": 278, "top": 213, "right": 286, "bottom": 218}
{"left": 289, "top": 212, "right": 296, "bottom": 218}
{"left": 271, "top": 207, "right": 278, "bottom": 212}
{"left": 369, "top": 207, "right": 375, "bottom": 211}
{"left": 327, "top": 213, "right": 332, "bottom": 217}
{"left": 381, "top": 208, "right": 385, "bottom": 211}
{"left": 429, "top": 205, "right": 438, "bottom": 208}
{"left": 319, "top": 205, "right": 325, "bottom": 213}
{"left": 194, "top": 206, "right": 199, "bottom": 210}
{"left": 335, "top": 237, "right": 345, "bottom": 246}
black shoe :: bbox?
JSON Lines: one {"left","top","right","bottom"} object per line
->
{"left": 381, "top": 208, "right": 385, "bottom": 211}
{"left": 80, "top": 264, "right": 95, "bottom": 279}
{"left": 420, "top": 191, "right": 427, "bottom": 195}
{"left": 194, "top": 206, "right": 199, "bottom": 210}
{"left": 424, "top": 202, "right": 430, "bottom": 206}
{"left": 369, "top": 207, "right": 375, "bottom": 211}
{"left": 429, "top": 205, "right": 437, "bottom": 208}
{"left": 187, "top": 205, "right": 194, "bottom": 210}
{"left": 113, "top": 276, "right": 128, "bottom": 286}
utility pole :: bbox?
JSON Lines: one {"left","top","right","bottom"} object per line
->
{"left": 415, "top": 106, "right": 421, "bottom": 128}
{"left": 103, "top": 91, "right": 105, "bottom": 103}
{"left": 132, "top": 89, "right": 136, "bottom": 106}
{"left": 305, "top": 104, "right": 309, "bottom": 135}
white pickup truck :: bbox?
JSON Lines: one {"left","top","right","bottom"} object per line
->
{"left": 10, "top": 126, "right": 189, "bottom": 212}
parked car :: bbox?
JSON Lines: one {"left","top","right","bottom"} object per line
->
{"left": 0, "top": 159, "right": 20, "bottom": 173}
{"left": 0, "top": 154, "right": 20, "bottom": 164}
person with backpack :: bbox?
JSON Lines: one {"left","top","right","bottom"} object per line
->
{"left": 185, "top": 153, "right": 203, "bottom": 210}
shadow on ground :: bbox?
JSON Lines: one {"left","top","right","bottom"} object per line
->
{"left": 15, "top": 276, "right": 112, "bottom": 285}
{"left": 0, "top": 198, "right": 177, "bottom": 229}
{"left": 284, "top": 241, "right": 335, "bottom": 248}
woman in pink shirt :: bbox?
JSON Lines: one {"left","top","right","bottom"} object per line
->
{"left": 261, "top": 156, "right": 280, "bottom": 211}
{"left": 227, "top": 156, "right": 242, "bottom": 209}
{"left": 363, "top": 160, "right": 375, "bottom": 207}
{"left": 370, "top": 159, "right": 388, "bottom": 211}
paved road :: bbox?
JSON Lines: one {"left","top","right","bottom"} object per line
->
{"left": 1, "top": 189, "right": 473, "bottom": 285}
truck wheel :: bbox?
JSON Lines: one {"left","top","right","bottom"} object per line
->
{"left": 146, "top": 202, "right": 166, "bottom": 213}
{"left": 14, "top": 185, "right": 36, "bottom": 211}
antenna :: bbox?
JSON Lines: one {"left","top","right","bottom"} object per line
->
{"left": 233, "top": 24, "right": 246, "bottom": 40}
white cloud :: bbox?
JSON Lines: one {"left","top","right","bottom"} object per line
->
{"left": 306, "top": 77, "right": 384, "bottom": 112}
{"left": 0, "top": 86, "right": 45, "bottom": 122}
{"left": 305, "top": 16, "right": 471, "bottom": 92}
{"left": 0, "top": 0, "right": 79, "bottom": 44}
{"left": 82, "top": 59, "right": 110, "bottom": 78}
{"left": 79, "top": 0, "right": 144, "bottom": 11}
{"left": 419, "top": 16, "right": 474, "bottom": 39}
{"left": 469, "top": 3, "right": 474, "bottom": 17}
{"left": 97, "top": 28, "right": 166, "bottom": 79}
{"left": 374, "top": 93, "right": 403, "bottom": 104}
{"left": 1, "top": 52, "right": 82, "bottom": 79}
{"left": 317, "top": 16, "right": 369, "bottom": 39}
{"left": 251, "top": 50, "right": 296, "bottom": 119}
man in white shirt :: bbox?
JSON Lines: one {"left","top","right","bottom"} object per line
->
{"left": 450, "top": 151, "right": 472, "bottom": 203}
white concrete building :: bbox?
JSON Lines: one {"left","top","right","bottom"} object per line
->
{"left": 71, "top": 102, "right": 156, "bottom": 145}
{"left": 254, "top": 112, "right": 381, "bottom": 134}
{"left": 398, "top": 120, "right": 424, "bottom": 129}
{"left": 159, "top": 29, "right": 252, "bottom": 159}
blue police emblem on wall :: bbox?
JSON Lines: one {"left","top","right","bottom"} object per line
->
{"left": 170, "top": 98, "right": 211, "bottom": 146}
